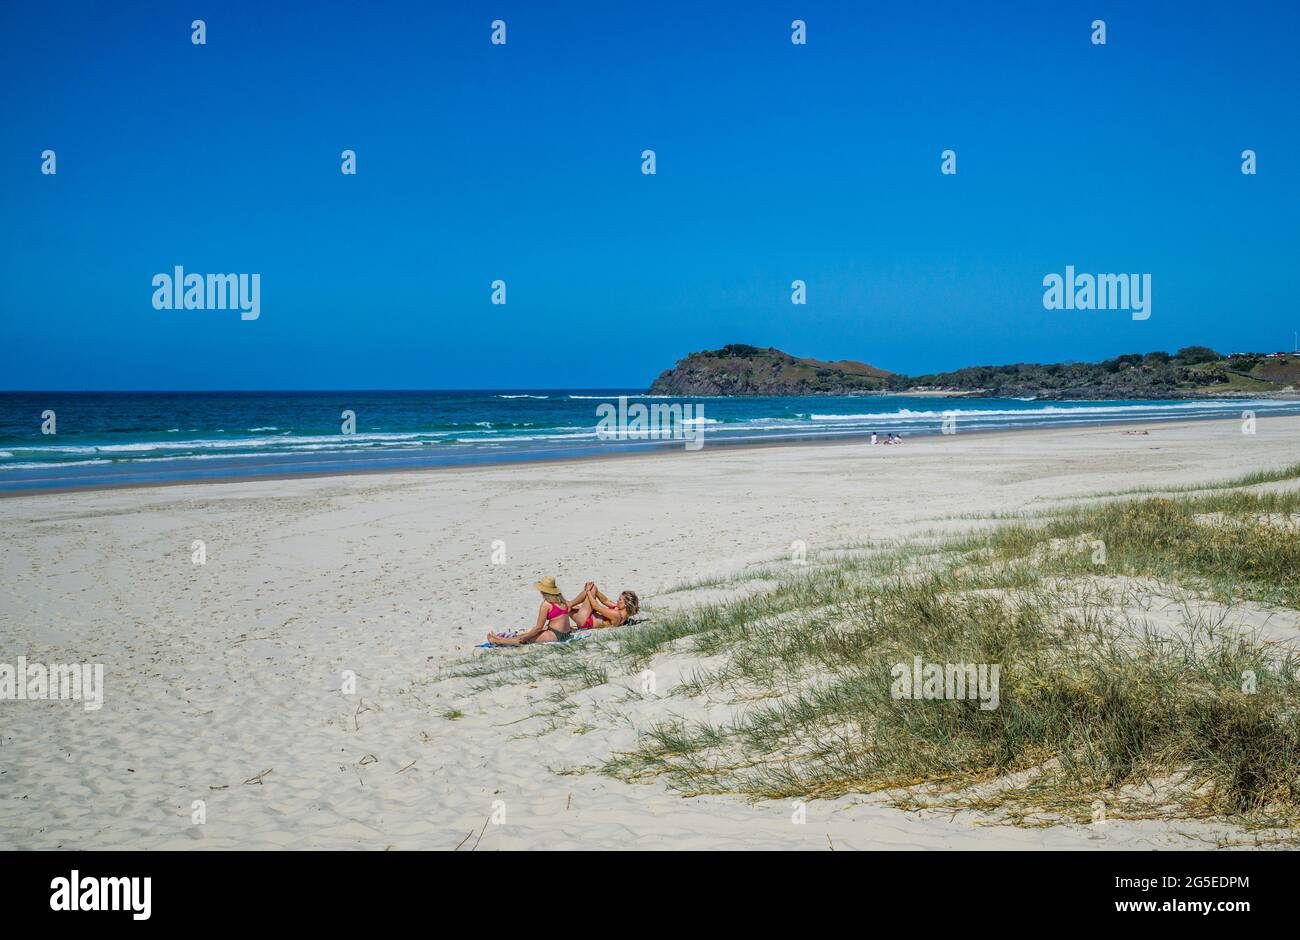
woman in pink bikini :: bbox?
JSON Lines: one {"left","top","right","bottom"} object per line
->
{"left": 486, "top": 576, "right": 577, "bottom": 646}
{"left": 570, "top": 581, "right": 639, "bottom": 630}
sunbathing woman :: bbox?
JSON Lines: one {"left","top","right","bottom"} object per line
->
{"left": 486, "top": 576, "right": 577, "bottom": 646}
{"left": 570, "top": 581, "right": 639, "bottom": 630}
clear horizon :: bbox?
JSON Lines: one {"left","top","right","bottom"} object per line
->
{"left": 1, "top": 340, "right": 1295, "bottom": 392}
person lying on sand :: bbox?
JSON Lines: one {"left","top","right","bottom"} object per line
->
{"left": 570, "top": 581, "right": 639, "bottom": 629}
{"left": 486, "top": 576, "right": 577, "bottom": 646}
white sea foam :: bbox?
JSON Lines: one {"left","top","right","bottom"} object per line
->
{"left": 807, "top": 401, "right": 1280, "bottom": 422}
{"left": 0, "top": 459, "right": 115, "bottom": 471}
{"left": 4, "top": 397, "right": 1295, "bottom": 484}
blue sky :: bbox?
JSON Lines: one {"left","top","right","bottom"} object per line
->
{"left": 2, "top": 0, "right": 1297, "bottom": 390}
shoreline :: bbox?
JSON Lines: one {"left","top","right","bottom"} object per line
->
{"left": 0, "top": 408, "right": 1277, "bottom": 499}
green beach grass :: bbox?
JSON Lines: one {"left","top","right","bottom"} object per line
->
{"left": 445, "top": 463, "right": 1300, "bottom": 835}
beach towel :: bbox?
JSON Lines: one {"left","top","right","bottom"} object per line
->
{"left": 476, "top": 617, "right": 646, "bottom": 648}
{"left": 476, "top": 630, "right": 591, "bottom": 649}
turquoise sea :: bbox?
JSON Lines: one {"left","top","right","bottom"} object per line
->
{"left": 1, "top": 391, "right": 1296, "bottom": 493}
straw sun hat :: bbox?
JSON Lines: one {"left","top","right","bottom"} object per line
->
{"left": 533, "top": 575, "right": 563, "bottom": 595}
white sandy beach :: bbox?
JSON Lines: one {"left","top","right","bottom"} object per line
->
{"left": 2, "top": 416, "right": 1298, "bottom": 850}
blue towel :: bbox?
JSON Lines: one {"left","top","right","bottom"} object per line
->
{"left": 477, "top": 630, "right": 591, "bottom": 649}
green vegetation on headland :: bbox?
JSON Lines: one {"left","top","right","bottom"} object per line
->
{"left": 647, "top": 344, "right": 893, "bottom": 396}
{"left": 646, "top": 343, "right": 1300, "bottom": 398}
{"left": 448, "top": 463, "right": 1300, "bottom": 839}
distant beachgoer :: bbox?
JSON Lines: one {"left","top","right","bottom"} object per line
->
{"left": 870, "top": 432, "right": 878, "bottom": 445}
{"left": 571, "top": 581, "right": 639, "bottom": 629}
{"left": 486, "top": 576, "right": 576, "bottom": 646}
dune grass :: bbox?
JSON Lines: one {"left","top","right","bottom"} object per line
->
{"left": 969, "top": 488, "right": 1300, "bottom": 608}
{"left": 450, "top": 467, "right": 1300, "bottom": 832}
{"left": 1083, "top": 460, "right": 1300, "bottom": 499}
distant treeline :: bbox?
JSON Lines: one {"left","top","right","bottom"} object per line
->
{"left": 901, "top": 346, "right": 1234, "bottom": 398}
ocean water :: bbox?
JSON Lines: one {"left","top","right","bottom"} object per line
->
{"left": 1, "top": 391, "right": 1296, "bottom": 493}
